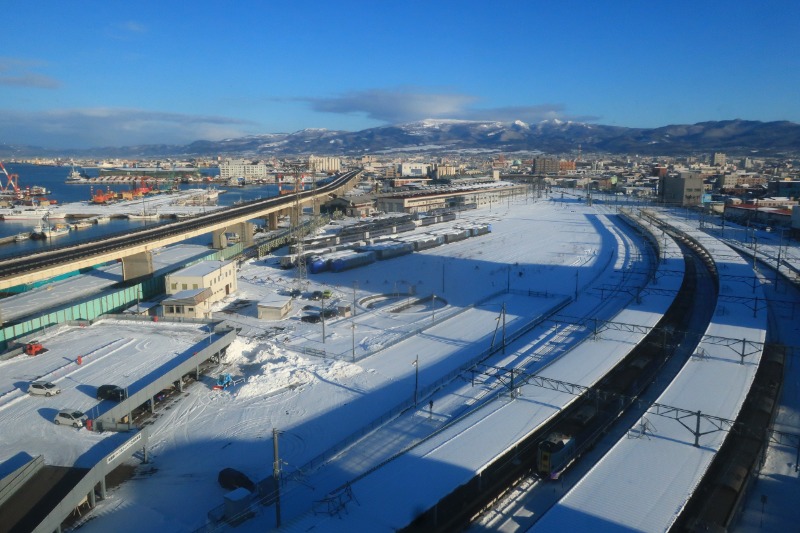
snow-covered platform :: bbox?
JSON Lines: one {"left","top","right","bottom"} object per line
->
{"left": 534, "top": 209, "right": 769, "bottom": 532}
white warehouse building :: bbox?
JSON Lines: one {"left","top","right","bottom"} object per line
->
{"left": 400, "top": 163, "right": 431, "bottom": 177}
{"left": 308, "top": 155, "right": 341, "bottom": 173}
{"left": 219, "top": 159, "right": 269, "bottom": 180}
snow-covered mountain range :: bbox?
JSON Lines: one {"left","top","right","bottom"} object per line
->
{"left": 2, "top": 119, "right": 799, "bottom": 157}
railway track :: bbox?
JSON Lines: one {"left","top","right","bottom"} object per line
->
{"left": 400, "top": 217, "right": 716, "bottom": 532}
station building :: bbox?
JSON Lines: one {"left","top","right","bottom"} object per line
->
{"left": 162, "top": 288, "right": 213, "bottom": 319}
{"left": 165, "top": 260, "right": 237, "bottom": 306}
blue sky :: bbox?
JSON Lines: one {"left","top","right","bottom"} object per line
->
{"left": 1, "top": 1, "right": 798, "bottom": 148}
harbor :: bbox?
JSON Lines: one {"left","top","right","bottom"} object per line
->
{"left": 0, "top": 162, "right": 283, "bottom": 258}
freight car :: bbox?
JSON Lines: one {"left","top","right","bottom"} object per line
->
{"left": 330, "top": 251, "right": 376, "bottom": 273}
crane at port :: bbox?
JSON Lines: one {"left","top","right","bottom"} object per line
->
{"left": 0, "top": 161, "right": 21, "bottom": 198}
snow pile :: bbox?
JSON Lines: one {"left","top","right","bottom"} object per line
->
{"left": 224, "top": 338, "right": 363, "bottom": 400}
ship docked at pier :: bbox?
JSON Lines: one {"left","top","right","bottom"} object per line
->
{"left": 66, "top": 166, "right": 203, "bottom": 185}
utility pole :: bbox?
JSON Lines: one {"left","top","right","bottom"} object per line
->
{"left": 351, "top": 321, "right": 356, "bottom": 362}
{"left": 431, "top": 294, "right": 436, "bottom": 324}
{"left": 774, "top": 229, "right": 784, "bottom": 286}
{"left": 321, "top": 293, "right": 326, "bottom": 343}
{"left": 502, "top": 302, "right": 506, "bottom": 354}
{"left": 292, "top": 164, "right": 307, "bottom": 297}
{"left": 273, "top": 428, "right": 281, "bottom": 528}
{"left": 413, "top": 355, "right": 419, "bottom": 407}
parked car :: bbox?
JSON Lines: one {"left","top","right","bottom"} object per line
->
{"left": 96, "top": 384, "right": 127, "bottom": 401}
{"left": 28, "top": 381, "right": 61, "bottom": 397}
{"left": 310, "top": 290, "right": 324, "bottom": 301}
{"left": 54, "top": 409, "right": 87, "bottom": 427}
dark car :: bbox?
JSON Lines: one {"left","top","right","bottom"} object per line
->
{"left": 320, "top": 308, "right": 338, "bottom": 319}
{"left": 96, "top": 384, "right": 127, "bottom": 401}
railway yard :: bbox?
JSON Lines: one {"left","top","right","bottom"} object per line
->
{"left": 0, "top": 189, "right": 798, "bottom": 532}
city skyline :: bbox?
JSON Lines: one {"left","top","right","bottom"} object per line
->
{"left": 2, "top": 1, "right": 799, "bottom": 149}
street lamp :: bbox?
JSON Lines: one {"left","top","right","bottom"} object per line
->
{"left": 431, "top": 294, "right": 436, "bottom": 324}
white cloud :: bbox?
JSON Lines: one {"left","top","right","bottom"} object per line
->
{"left": 0, "top": 57, "right": 60, "bottom": 89}
{"left": 301, "top": 89, "right": 477, "bottom": 123}
{"left": 297, "top": 88, "right": 599, "bottom": 124}
{"left": 0, "top": 108, "right": 254, "bottom": 149}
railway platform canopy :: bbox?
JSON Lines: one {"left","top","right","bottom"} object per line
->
{"left": 534, "top": 209, "right": 768, "bottom": 532}
{"left": 246, "top": 207, "right": 687, "bottom": 530}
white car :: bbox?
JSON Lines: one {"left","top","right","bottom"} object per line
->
{"left": 28, "top": 381, "right": 61, "bottom": 397}
{"left": 54, "top": 410, "right": 87, "bottom": 428}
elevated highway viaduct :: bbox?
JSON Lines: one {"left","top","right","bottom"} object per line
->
{"left": 0, "top": 169, "right": 362, "bottom": 291}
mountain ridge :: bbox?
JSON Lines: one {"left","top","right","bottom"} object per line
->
{"left": 1, "top": 118, "right": 798, "bottom": 158}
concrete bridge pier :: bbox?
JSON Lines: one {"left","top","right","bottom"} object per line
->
{"left": 212, "top": 230, "right": 228, "bottom": 249}
{"left": 238, "top": 222, "right": 254, "bottom": 246}
{"left": 268, "top": 212, "right": 279, "bottom": 231}
{"left": 122, "top": 251, "right": 154, "bottom": 281}
{"left": 212, "top": 222, "right": 254, "bottom": 249}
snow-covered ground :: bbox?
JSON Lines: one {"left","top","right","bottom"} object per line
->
{"left": 53, "top": 193, "right": 653, "bottom": 532}
{"left": 5, "top": 191, "right": 798, "bottom": 533}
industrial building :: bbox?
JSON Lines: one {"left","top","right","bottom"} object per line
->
{"left": 376, "top": 183, "right": 527, "bottom": 214}
{"left": 218, "top": 159, "right": 269, "bottom": 181}
{"left": 257, "top": 296, "right": 293, "bottom": 320}
{"left": 165, "top": 260, "right": 237, "bottom": 305}
{"left": 308, "top": 155, "right": 341, "bottom": 173}
{"left": 658, "top": 172, "right": 704, "bottom": 206}
{"left": 162, "top": 287, "right": 213, "bottom": 319}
